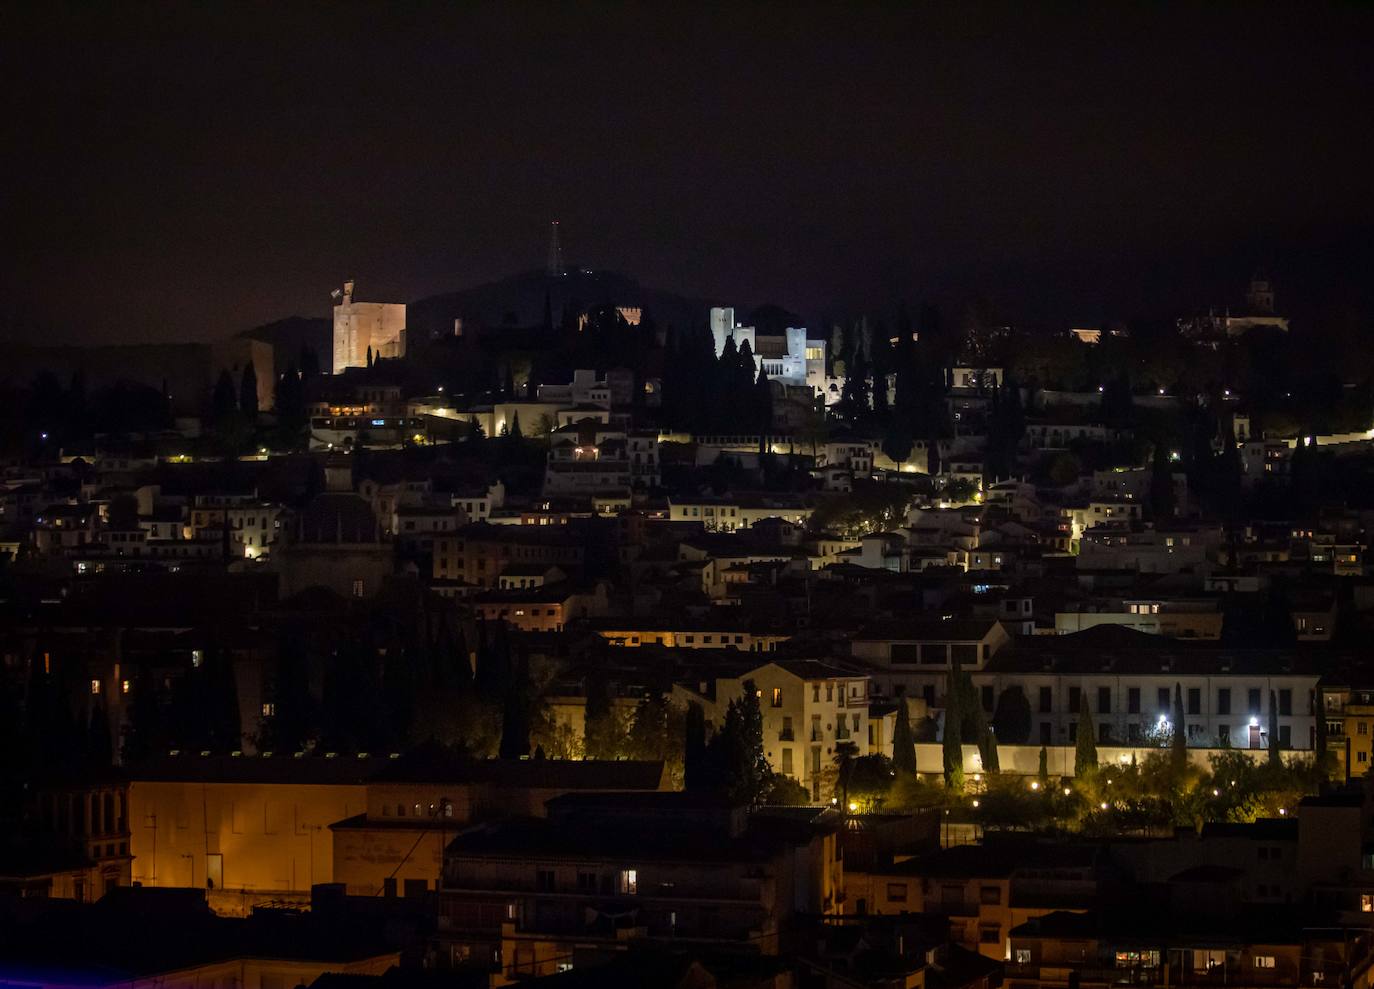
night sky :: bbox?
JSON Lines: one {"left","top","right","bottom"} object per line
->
{"left": 4, "top": 2, "right": 1373, "bottom": 344}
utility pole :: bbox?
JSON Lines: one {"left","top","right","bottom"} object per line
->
{"left": 547, "top": 221, "right": 566, "bottom": 277}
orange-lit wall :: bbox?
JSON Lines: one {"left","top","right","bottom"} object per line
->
{"left": 128, "top": 781, "right": 366, "bottom": 900}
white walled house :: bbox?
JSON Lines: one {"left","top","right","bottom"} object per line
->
{"left": 675, "top": 660, "right": 870, "bottom": 802}
{"left": 851, "top": 619, "right": 1012, "bottom": 714}
{"left": 973, "top": 625, "right": 1321, "bottom": 751}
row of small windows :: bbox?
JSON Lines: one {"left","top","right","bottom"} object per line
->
{"left": 1033, "top": 685, "right": 1296, "bottom": 717}
{"left": 381, "top": 799, "right": 454, "bottom": 818}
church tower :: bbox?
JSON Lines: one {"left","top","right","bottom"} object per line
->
{"left": 1246, "top": 273, "right": 1275, "bottom": 314}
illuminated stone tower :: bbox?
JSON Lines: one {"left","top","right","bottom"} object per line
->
{"left": 331, "top": 279, "right": 407, "bottom": 374}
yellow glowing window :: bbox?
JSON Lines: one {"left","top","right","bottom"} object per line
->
{"left": 90, "top": 679, "right": 101, "bottom": 694}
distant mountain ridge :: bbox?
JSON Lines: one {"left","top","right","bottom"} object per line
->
{"left": 405, "top": 268, "right": 715, "bottom": 341}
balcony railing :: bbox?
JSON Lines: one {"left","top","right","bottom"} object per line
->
{"left": 779, "top": 728, "right": 795, "bottom": 741}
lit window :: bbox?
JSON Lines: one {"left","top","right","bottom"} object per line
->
{"left": 771, "top": 687, "right": 782, "bottom": 707}
{"left": 618, "top": 869, "right": 638, "bottom": 894}
{"left": 191, "top": 650, "right": 203, "bottom": 668}
{"left": 262, "top": 703, "right": 276, "bottom": 717}
{"left": 90, "top": 679, "right": 101, "bottom": 695}
{"left": 121, "top": 679, "right": 131, "bottom": 694}
{"left": 1254, "top": 956, "right": 1276, "bottom": 969}
{"left": 1363, "top": 894, "right": 1374, "bottom": 912}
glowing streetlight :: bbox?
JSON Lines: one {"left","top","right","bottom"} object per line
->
{"left": 1030, "top": 781, "right": 1040, "bottom": 791}
{"left": 847, "top": 801, "right": 858, "bottom": 813}
{"left": 1099, "top": 801, "right": 1109, "bottom": 810}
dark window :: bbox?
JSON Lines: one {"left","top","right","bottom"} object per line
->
{"left": 1128, "top": 687, "right": 1140, "bottom": 714}
{"left": 1040, "top": 722, "right": 1052, "bottom": 744}
{"left": 891, "top": 643, "right": 919, "bottom": 663}
{"left": 921, "top": 644, "right": 947, "bottom": 665}
{"left": 1279, "top": 690, "right": 1292, "bottom": 716}
{"left": 981, "top": 686, "right": 994, "bottom": 712}
{"left": 536, "top": 870, "right": 555, "bottom": 891}
{"left": 1068, "top": 686, "right": 1081, "bottom": 713}
{"left": 951, "top": 644, "right": 977, "bottom": 665}
{"left": 1217, "top": 689, "right": 1231, "bottom": 715}
{"left": 1098, "top": 686, "right": 1111, "bottom": 715}
{"left": 1038, "top": 686, "right": 1053, "bottom": 713}
{"left": 1099, "top": 723, "right": 1111, "bottom": 743}
{"left": 1279, "top": 725, "right": 1291, "bottom": 747}
{"left": 1158, "top": 687, "right": 1171, "bottom": 712}
{"left": 922, "top": 684, "right": 935, "bottom": 706}
{"left": 1069, "top": 722, "right": 1078, "bottom": 742}
{"left": 1248, "top": 688, "right": 1262, "bottom": 715}
{"left": 1188, "top": 688, "right": 1201, "bottom": 716}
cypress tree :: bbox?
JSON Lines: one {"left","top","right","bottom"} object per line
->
{"left": 753, "top": 364, "right": 773, "bottom": 434}
{"left": 1038, "top": 745, "right": 1050, "bottom": 786}
{"left": 891, "top": 699, "right": 918, "bottom": 776}
{"left": 1172, "top": 683, "right": 1188, "bottom": 770}
{"left": 239, "top": 362, "right": 259, "bottom": 423}
{"left": 627, "top": 688, "right": 670, "bottom": 763}
{"left": 683, "top": 702, "right": 708, "bottom": 790}
{"left": 1315, "top": 697, "right": 1332, "bottom": 780}
{"left": 212, "top": 370, "right": 238, "bottom": 422}
{"left": 726, "top": 679, "right": 770, "bottom": 804}
{"left": 1268, "top": 689, "right": 1282, "bottom": 767}
{"left": 1074, "top": 693, "right": 1098, "bottom": 776}
{"left": 499, "top": 650, "right": 532, "bottom": 759}
{"left": 980, "top": 724, "right": 1000, "bottom": 773}
{"left": 583, "top": 670, "right": 619, "bottom": 760}
{"left": 942, "top": 663, "right": 964, "bottom": 791}
{"left": 992, "top": 687, "right": 1033, "bottom": 745}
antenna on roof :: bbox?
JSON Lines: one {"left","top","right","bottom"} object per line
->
{"left": 547, "top": 221, "right": 567, "bottom": 277}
